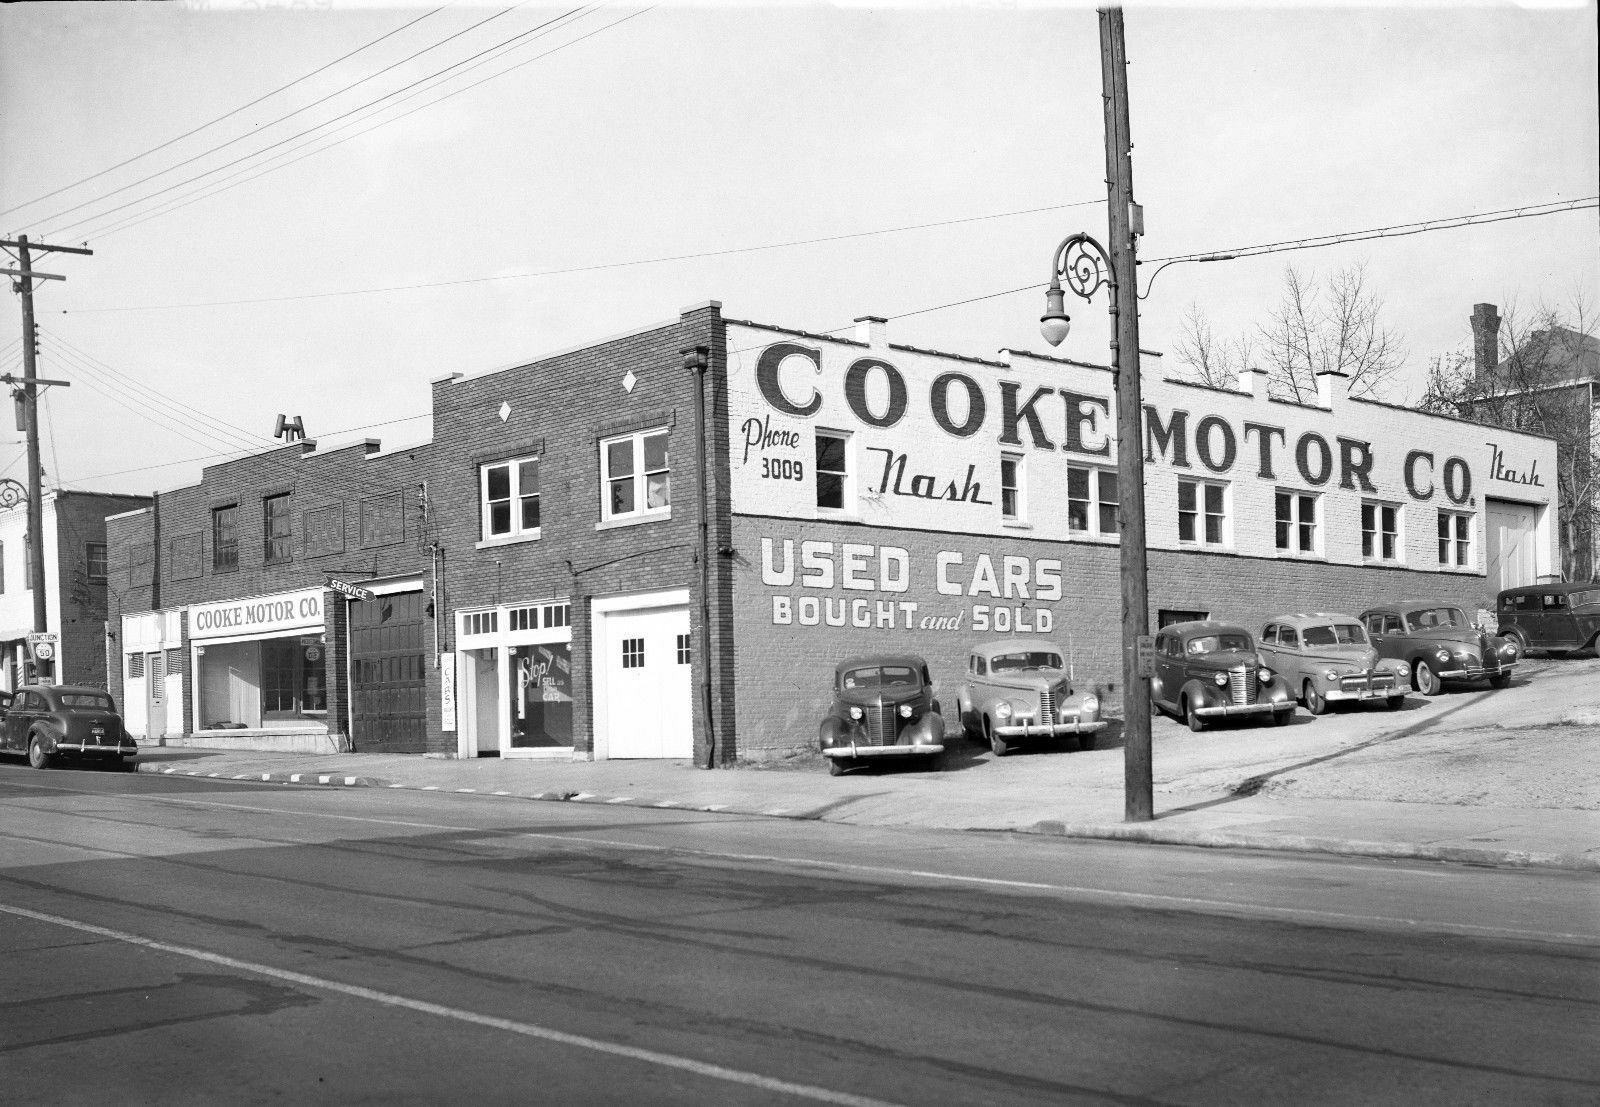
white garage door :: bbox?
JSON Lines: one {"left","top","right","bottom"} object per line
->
{"left": 602, "top": 604, "right": 692, "bottom": 759}
{"left": 1486, "top": 499, "right": 1540, "bottom": 593}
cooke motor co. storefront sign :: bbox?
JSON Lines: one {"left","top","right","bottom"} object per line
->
{"left": 189, "top": 588, "right": 325, "bottom": 640}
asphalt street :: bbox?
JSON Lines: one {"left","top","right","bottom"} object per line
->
{"left": 3, "top": 766, "right": 1597, "bottom": 1105}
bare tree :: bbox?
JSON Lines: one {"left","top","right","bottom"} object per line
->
{"left": 1174, "top": 263, "right": 1406, "bottom": 401}
{"left": 1419, "top": 295, "right": 1599, "bottom": 581}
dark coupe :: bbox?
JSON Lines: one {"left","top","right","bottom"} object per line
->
{"left": 1359, "top": 603, "right": 1518, "bottom": 696}
{"left": 1, "top": 684, "right": 137, "bottom": 770}
{"left": 1149, "top": 621, "right": 1295, "bottom": 732}
{"left": 818, "top": 654, "right": 945, "bottom": 775}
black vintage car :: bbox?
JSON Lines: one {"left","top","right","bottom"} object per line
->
{"left": 1149, "top": 621, "right": 1295, "bottom": 732}
{"left": 1360, "top": 602, "right": 1518, "bottom": 695}
{"left": 818, "top": 654, "right": 945, "bottom": 775}
{"left": 1495, "top": 583, "right": 1600, "bottom": 657}
{"left": 1, "top": 684, "right": 137, "bottom": 770}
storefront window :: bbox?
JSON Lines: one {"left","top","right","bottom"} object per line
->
{"left": 198, "top": 635, "right": 326, "bottom": 730}
{"left": 508, "top": 641, "right": 572, "bottom": 748}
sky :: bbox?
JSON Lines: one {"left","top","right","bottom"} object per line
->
{"left": 1, "top": 0, "right": 1596, "bottom": 499}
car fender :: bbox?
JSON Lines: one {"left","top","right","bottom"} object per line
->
{"left": 1179, "top": 679, "right": 1225, "bottom": 710}
{"left": 818, "top": 716, "right": 848, "bottom": 745}
{"left": 1261, "top": 676, "right": 1294, "bottom": 704}
{"left": 910, "top": 712, "right": 945, "bottom": 745}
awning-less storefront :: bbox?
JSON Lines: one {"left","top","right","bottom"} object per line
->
{"left": 188, "top": 587, "right": 328, "bottom": 739}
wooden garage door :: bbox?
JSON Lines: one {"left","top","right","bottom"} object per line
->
{"left": 350, "top": 592, "right": 428, "bottom": 753}
{"left": 1486, "top": 500, "right": 1540, "bottom": 594}
{"left": 603, "top": 605, "right": 692, "bottom": 759}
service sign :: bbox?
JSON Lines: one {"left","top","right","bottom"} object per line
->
{"left": 327, "top": 577, "right": 377, "bottom": 602}
{"left": 189, "top": 587, "right": 324, "bottom": 640}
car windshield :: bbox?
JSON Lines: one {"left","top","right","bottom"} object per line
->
{"left": 59, "top": 692, "right": 115, "bottom": 711}
{"left": 989, "top": 651, "right": 1063, "bottom": 673}
{"left": 1405, "top": 607, "right": 1469, "bottom": 632}
{"left": 1302, "top": 623, "right": 1367, "bottom": 647}
{"left": 1186, "top": 633, "right": 1252, "bottom": 655}
{"left": 842, "top": 665, "right": 920, "bottom": 691}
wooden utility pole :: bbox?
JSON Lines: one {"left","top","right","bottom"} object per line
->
{"left": 2, "top": 234, "right": 90, "bottom": 680}
{"left": 1098, "top": 8, "right": 1153, "bottom": 821}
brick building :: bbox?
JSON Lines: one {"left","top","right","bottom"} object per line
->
{"left": 104, "top": 302, "right": 1558, "bottom": 762}
{"left": 1, "top": 488, "right": 150, "bottom": 691}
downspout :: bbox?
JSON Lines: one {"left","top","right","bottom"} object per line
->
{"left": 684, "top": 344, "right": 717, "bottom": 768}
{"left": 150, "top": 490, "right": 161, "bottom": 611}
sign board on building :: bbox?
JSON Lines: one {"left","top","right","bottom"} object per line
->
{"left": 440, "top": 652, "right": 457, "bottom": 732}
{"left": 327, "top": 577, "right": 376, "bottom": 603}
{"left": 188, "top": 587, "right": 324, "bottom": 640}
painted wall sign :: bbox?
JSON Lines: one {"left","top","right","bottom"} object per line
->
{"left": 440, "top": 652, "right": 457, "bottom": 732}
{"left": 189, "top": 587, "right": 324, "bottom": 640}
{"left": 1487, "top": 441, "right": 1545, "bottom": 489}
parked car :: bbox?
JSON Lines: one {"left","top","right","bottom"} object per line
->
{"left": 1258, "top": 613, "right": 1411, "bottom": 714}
{"left": 818, "top": 655, "right": 945, "bottom": 775}
{"left": 1149, "top": 621, "right": 1295, "bottom": 732}
{"left": 1359, "top": 602, "right": 1519, "bottom": 696}
{"left": 1495, "top": 583, "right": 1600, "bottom": 657}
{"left": 954, "top": 638, "right": 1105, "bottom": 756}
{"left": 0, "top": 684, "right": 137, "bottom": 770}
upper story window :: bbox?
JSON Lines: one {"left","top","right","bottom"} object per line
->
{"left": 1000, "top": 454, "right": 1024, "bottom": 521}
{"left": 263, "top": 493, "right": 292, "bottom": 564}
{"left": 482, "top": 456, "right": 541, "bottom": 541}
{"left": 86, "top": 542, "right": 108, "bottom": 583}
{"left": 1275, "top": 491, "right": 1319, "bottom": 555}
{"left": 1362, "top": 501, "right": 1401, "bottom": 562}
{"left": 601, "top": 430, "right": 669, "bottom": 522}
{"left": 815, "top": 430, "right": 851, "bottom": 511}
{"left": 1178, "top": 479, "right": 1228, "bottom": 546}
{"left": 1437, "top": 510, "right": 1472, "bottom": 567}
{"left": 1068, "top": 465, "right": 1119, "bottom": 537}
{"left": 212, "top": 505, "right": 238, "bottom": 571}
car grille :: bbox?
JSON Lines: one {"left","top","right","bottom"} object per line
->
{"left": 1229, "top": 668, "right": 1256, "bottom": 705}
{"left": 1039, "top": 689, "right": 1056, "bottom": 724}
{"left": 1339, "top": 672, "right": 1395, "bottom": 692}
{"left": 865, "top": 704, "right": 898, "bottom": 745}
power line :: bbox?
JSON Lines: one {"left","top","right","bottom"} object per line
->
{"left": 64, "top": 199, "right": 1101, "bottom": 314}
{"left": 0, "top": 5, "right": 447, "bottom": 222}
{"left": 39, "top": 5, "right": 595, "bottom": 241}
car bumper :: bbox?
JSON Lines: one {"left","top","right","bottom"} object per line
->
{"left": 823, "top": 743, "right": 944, "bottom": 760}
{"left": 993, "top": 718, "right": 1107, "bottom": 738}
{"left": 1194, "top": 702, "right": 1293, "bottom": 719}
{"left": 1325, "top": 685, "right": 1402, "bottom": 702}
{"left": 1437, "top": 664, "right": 1514, "bottom": 680}
{"left": 55, "top": 740, "right": 137, "bottom": 757}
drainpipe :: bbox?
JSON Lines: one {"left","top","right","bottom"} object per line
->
{"left": 150, "top": 490, "right": 160, "bottom": 611}
{"left": 684, "top": 344, "right": 717, "bottom": 768}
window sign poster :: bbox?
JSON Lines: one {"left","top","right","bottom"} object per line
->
{"left": 508, "top": 642, "right": 572, "bottom": 748}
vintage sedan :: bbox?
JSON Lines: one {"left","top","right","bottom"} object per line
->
{"left": 1150, "top": 621, "right": 1295, "bottom": 732}
{"left": 1360, "top": 602, "right": 1518, "bottom": 696}
{"left": 1495, "top": 583, "right": 1600, "bottom": 658}
{"left": 1258, "top": 613, "right": 1411, "bottom": 714}
{"left": 818, "top": 654, "right": 945, "bottom": 775}
{"left": 955, "top": 638, "right": 1105, "bottom": 756}
{"left": 1, "top": 684, "right": 137, "bottom": 770}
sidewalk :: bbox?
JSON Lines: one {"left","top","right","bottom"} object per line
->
{"left": 129, "top": 736, "right": 1600, "bottom": 873}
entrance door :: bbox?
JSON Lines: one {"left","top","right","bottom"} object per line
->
{"left": 468, "top": 648, "right": 500, "bottom": 755}
{"left": 603, "top": 605, "right": 692, "bottom": 759}
{"left": 349, "top": 592, "right": 428, "bottom": 753}
{"left": 1486, "top": 500, "right": 1540, "bottom": 594}
{"left": 145, "top": 651, "right": 166, "bottom": 740}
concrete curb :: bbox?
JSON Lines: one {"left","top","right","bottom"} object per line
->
{"left": 141, "top": 764, "right": 383, "bottom": 789}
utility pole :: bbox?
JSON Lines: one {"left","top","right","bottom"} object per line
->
{"left": 1099, "top": 8, "right": 1153, "bottom": 821}
{"left": 2, "top": 234, "right": 91, "bottom": 682}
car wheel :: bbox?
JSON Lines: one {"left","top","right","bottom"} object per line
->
{"left": 27, "top": 733, "right": 53, "bottom": 770}
{"left": 1489, "top": 673, "right": 1511, "bottom": 689}
{"left": 1386, "top": 695, "right": 1406, "bottom": 710}
{"left": 828, "top": 758, "right": 845, "bottom": 777}
{"left": 986, "top": 718, "right": 1009, "bottom": 757}
{"left": 1303, "top": 680, "right": 1328, "bottom": 716}
{"left": 1503, "top": 629, "right": 1528, "bottom": 659}
{"left": 1184, "top": 697, "right": 1205, "bottom": 733}
{"left": 1413, "top": 660, "right": 1441, "bottom": 697}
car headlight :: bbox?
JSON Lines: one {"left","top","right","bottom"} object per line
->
{"left": 1323, "top": 669, "right": 1340, "bottom": 681}
{"left": 1262, "top": 669, "right": 1276, "bottom": 683}
{"left": 1434, "top": 649, "right": 1451, "bottom": 663}
{"left": 995, "top": 702, "right": 1013, "bottom": 720}
{"left": 1214, "top": 672, "right": 1229, "bottom": 687}
{"left": 1080, "top": 695, "right": 1099, "bottom": 714}
{"left": 848, "top": 705, "right": 863, "bottom": 721}
{"left": 898, "top": 703, "right": 913, "bottom": 719}
{"left": 1500, "top": 643, "right": 1518, "bottom": 659}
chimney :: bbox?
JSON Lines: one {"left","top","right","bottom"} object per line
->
{"left": 1314, "top": 369, "right": 1349, "bottom": 409}
{"left": 854, "top": 315, "right": 887, "bottom": 347}
{"left": 1236, "top": 366, "right": 1269, "bottom": 396}
{"left": 1471, "top": 303, "right": 1501, "bottom": 379}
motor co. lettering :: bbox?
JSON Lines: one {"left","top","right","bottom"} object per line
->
{"left": 754, "top": 342, "right": 1479, "bottom": 504}
{"left": 192, "top": 595, "right": 322, "bottom": 634}
{"left": 761, "top": 537, "right": 1058, "bottom": 635}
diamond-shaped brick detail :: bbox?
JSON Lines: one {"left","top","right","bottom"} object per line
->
{"left": 622, "top": 369, "right": 637, "bottom": 394}
{"left": 498, "top": 402, "right": 510, "bottom": 422}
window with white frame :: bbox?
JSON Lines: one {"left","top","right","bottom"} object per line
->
{"left": 1178, "top": 479, "right": 1227, "bottom": 546}
{"left": 1000, "top": 453, "right": 1024, "bottom": 521}
{"left": 601, "top": 431, "right": 669, "bottom": 522}
{"left": 1068, "top": 465, "right": 1119, "bottom": 537}
{"left": 815, "top": 430, "right": 851, "bottom": 511}
{"left": 1437, "top": 509, "right": 1472, "bottom": 567}
{"left": 481, "top": 456, "right": 541, "bottom": 540}
{"left": 1362, "top": 501, "right": 1402, "bottom": 561}
{"left": 1274, "top": 491, "right": 1320, "bottom": 555}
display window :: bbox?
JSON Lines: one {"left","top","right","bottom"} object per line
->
{"left": 508, "top": 641, "right": 572, "bottom": 748}
{"left": 197, "top": 634, "right": 326, "bottom": 730}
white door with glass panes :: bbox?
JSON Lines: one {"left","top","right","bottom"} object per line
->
{"left": 603, "top": 605, "right": 692, "bottom": 758}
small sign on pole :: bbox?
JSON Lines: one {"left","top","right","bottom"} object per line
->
{"left": 1134, "top": 634, "right": 1155, "bottom": 679}
{"left": 26, "top": 632, "right": 57, "bottom": 662}
{"left": 327, "top": 577, "right": 376, "bottom": 602}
